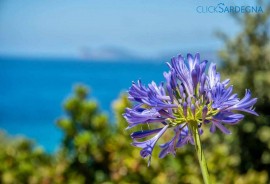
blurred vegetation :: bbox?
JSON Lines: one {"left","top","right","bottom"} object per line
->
{"left": 217, "top": 0, "right": 270, "bottom": 179}
{"left": 0, "top": 84, "right": 268, "bottom": 183}
{"left": 0, "top": 2, "right": 270, "bottom": 183}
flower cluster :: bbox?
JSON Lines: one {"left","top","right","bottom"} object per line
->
{"left": 123, "top": 53, "right": 257, "bottom": 165}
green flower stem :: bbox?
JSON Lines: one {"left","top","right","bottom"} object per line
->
{"left": 189, "top": 121, "right": 211, "bottom": 184}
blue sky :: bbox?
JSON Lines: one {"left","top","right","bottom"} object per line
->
{"left": 0, "top": 0, "right": 260, "bottom": 59}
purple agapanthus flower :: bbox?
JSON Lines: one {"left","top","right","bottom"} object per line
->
{"left": 123, "top": 53, "right": 258, "bottom": 166}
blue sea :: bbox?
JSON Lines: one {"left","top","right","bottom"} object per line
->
{"left": 0, "top": 57, "right": 167, "bottom": 152}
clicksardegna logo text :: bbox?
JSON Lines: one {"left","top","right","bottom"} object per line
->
{"left": 196, "top": 3, "right": 263, "bottom": 14}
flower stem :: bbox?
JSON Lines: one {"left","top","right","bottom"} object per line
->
{"left": 189, "top": 121, "right": 211, "bottom": 184}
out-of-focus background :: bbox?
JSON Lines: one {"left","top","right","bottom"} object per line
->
{"left": 0, "top": 0, "right": 270, "bottom": 183}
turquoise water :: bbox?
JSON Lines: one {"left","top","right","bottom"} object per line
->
{"left": 0, "top": 57, "right": 166, "bottom": 152}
